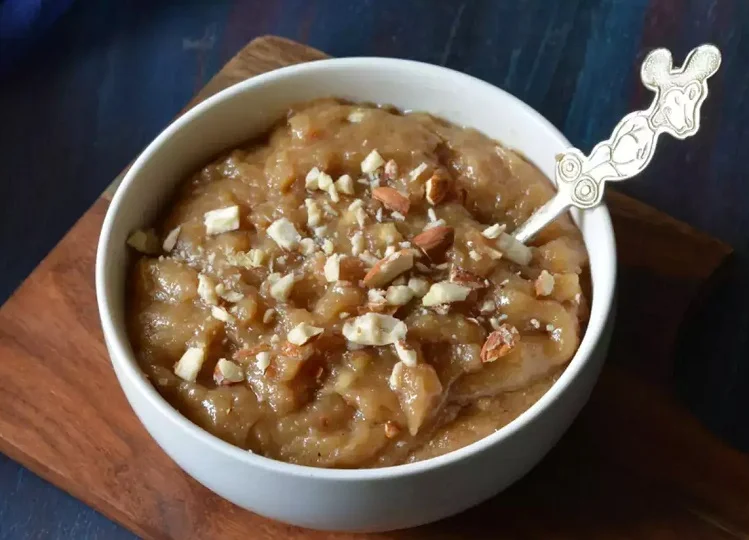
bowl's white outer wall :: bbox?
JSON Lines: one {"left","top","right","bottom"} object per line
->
{"left": 97, "top": 58, "right": 616, "bottom": 532}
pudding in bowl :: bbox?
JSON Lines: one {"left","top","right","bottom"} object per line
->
{"left": 96, "top": 58, "right": 615, "bottom": 531}
{"left": 126, "top": 98, "right": 590, "bottom": 468}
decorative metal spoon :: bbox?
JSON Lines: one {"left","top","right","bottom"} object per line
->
{"left": 512, "top": 44, "right": 722, "bottom": 244}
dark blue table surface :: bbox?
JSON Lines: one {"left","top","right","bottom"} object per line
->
{"left": 2, "top": 0, "right": 749, "bottom": 538}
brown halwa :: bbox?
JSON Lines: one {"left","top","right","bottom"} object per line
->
{"left": 127, "top": 99, "right": 589, "bottom": 468}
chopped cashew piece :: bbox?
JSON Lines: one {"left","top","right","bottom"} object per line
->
{"left": 342, "top": 313, "right": 407, "bottom": 346}
{"left": 256, "top": 351, "right": 272, "bottom": 372}
{"left": 174, "top": 347, "right": 205, "bottom": 382}
{"left": 305, "top": 198, "right": 322, "bottom": 227}
{"left": 482, "top": 223, "right": 507, "bottom": 240}
{"left": 197, "top": 273, "right": 218, "bottom": 305}
{"left": 214, "top": 358, "right": 245, "bottom": 385}
{"left": 269, "top": 273, "right": 296, "bottom": 302}
{"left": 204, "top": 206, "right": 240, "bottom": 235}
{"left": 324, "top": 255, "right": 341, "bottom": 282}
{"left": 534, "top": 270, "right": 555, "bottom": 296}
{"left": 162, "top": 226, "right": 181, "bottom": 252}
{"left": 126, "top": 229, "right": 160, "bottom": 254}
{"left": 361, "top": 149, "right": 385, "bottom": 174}
{"left": 422, "top": 281, "right": 471, "bottom": 307}
{"left": 496, "top": 231, "right": 533, "bottom": 266}
{"left": 335, "top": 174, "right": 355, "bottom": 195}
{"left": 287, "top": 322, "right": 324, "bottom": 346}
{"left": 394, "top": 340, "right": 418, "bottom": 367}
{"left": 386, "top": 285, "right": 415, "bottom": 306}
{"left": 267, "top": 218, "right": 301, "bottom": 250}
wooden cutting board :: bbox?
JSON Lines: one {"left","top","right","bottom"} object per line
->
{"left": 1, "top": 36, "right": 747, "bottom": 539}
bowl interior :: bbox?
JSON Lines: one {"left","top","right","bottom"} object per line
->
{"left": 96, "top": 57, "right": 616, "bottom": 478}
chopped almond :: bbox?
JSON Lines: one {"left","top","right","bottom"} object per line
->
{"left": 361, "top": 149, "right": 385, "bottom": 174}
{"left": 362, "top": 249, "right": 414, "bottom": 288}
{"left": 342, "top": 312, "right": 407, "bottom": 346}
{"left": 386, "top": 285, "right": 415, "bottom": 306}
{"left": 480, "top": 324, "right": 520, "bottom": 363}
{"left": 407, "top": 277, "right": 430, "bottom": 297}
{"left": 287, "top": 322, "right": 324, "bottom": 346}
{"left": 422, "top": 281, "right": 471, "bottom": 307}
{"left": 449, "top": 266, "right": 488, "bottom": 289}
{"left": 204, "top": 206, "right": 240, "bottom": 235}
{"left": 126, "top": 229, "right": 160, "bottom": 254}
{"left": 305, "top": 167, "right": 322, "bottom": 190}
{"left": 372, "top": 187, "right": 410, "bottom": 215}
{"left": 324, "top": 254, "right": 341, "bottom": 282}
{"left": 255, "top": 351, "right": 272, "bottom": 373}
{"left": 482, "top": 223, "right": 507, "bottom": 240}
{"left": 534, "top": 270, "right": 555, "bottom": 296}
{"left": 412, "top": 226, "right": 454, "bottom": 259}
{"left": 305, "top": 198, "right": 323, "bottom": 227}
{"left": 267, "top": 218, "right": 302, "bottom": 250}
{"left": 213, "top": 358, "right": 245, "bottom": 386}
{"left": 174, "top": 347, "right": 205, "bottom": 382}
{"left": 162, "top": 226, "right": 181, "bottom": 252}
{"left": 496, "top": 231, "right": 532, "bottom": 266}
{"left": 211, "top": 305, "right": 234, "bottom": 323}
{"left": 394, "top": 340, "right": 418, "bottom": 367}
{"left": 408, "top": 162, "right": 429, "bottom": 183}
{"left": 425, "top": 170, "right": 449, "bottom": 205}
{"left": 197, "top": 273, "right": 218, "bottom": 305}
{"left": 268, "top": 273, "right": 296, "bottom": 302}
{"left": 384, "top": 159, "right": 399, "bottom": 180}
{"left": 335, "top": 174, "right": 355, "bottom": 195}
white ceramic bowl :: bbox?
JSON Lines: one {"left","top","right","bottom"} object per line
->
{"left": 96, "top": 58, "right": 616, "bottom": 532}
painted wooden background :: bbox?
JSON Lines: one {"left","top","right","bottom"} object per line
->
{"left": 1, "top": 0, "right": 748, "bottom": 538}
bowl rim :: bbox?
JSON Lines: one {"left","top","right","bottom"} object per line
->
{"left": 96, "top": 56, "right": 616, "bottom": 481}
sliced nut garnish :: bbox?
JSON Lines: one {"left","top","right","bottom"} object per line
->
{"left": 422, "top": 281, "right": 471, "bottom": 307}
{"left": 287, "top": 322, "right": 324, "bottom": 346}
{"left": 362, "top": 249, "right": 414, "bottom": 288}
{"left": 305, "top": 198, "right": 322, "bottom": 227}
{"left": 407, "top": 277, "right": 430, "bottom": 297}
{"left": 204, "top": 206, "right": 240, "bottom": 235}
{"left": 412, "top": 226, "right": 454, "bottom": 259}
{"left": 425, "top": 171, "right": 449, "bottom": 205}
{"left": 409, "top": 162, "right": 429, "bottom": 183}
{"left": 394, "top": 340, "right": 418, "bottom": 367}
{"left": 305, "top": 167, "right": 322, "bottom": 190}
{"left": 174, "top": 347, "right": 205, "bottom": 382}
{"left": 480, "top": 324, "right": 520, "bottom": 363}
{"left": 268, "top": 272, "right": 296, "bottom": 302}
{"left": 496, "top": 231, "right": 532, "bottom": 266}
{"left": 126, "top": 229, "right": 160, "bottom": 254}
{"left": 335, "top": 174, "right": 355, "bottom": 195}
{"left": 267, "top": 218, "right": 302, "bottom": 250}
{"left": 372, "top": 187, "right": 410, "bottom": 215}
{"left": 534, "top": 270, "right": 555, "bottom": 296}
{"left": 255, "top": 351, "right": 272, "bottom": 373}
{"left": 449, "top": 266, "right": 488, "bottom": 289}
{"left": 361, "top": 149, "right": 385, "bottom": 174}
{"left": 386, "top": 285, "right": 415, "bottom": 306}
{"left": 211, "top": 305, "right": 234, "bottom": 323}
{"left": 162, "top": 226, "right": 181, "bottom": 252}
{"left": 482, "top": 223, "right": 507, "bottom": 240}
{"left": 197, "top": 273, "right": 219, "bottom": 305}
{"left": 342, "top": 312, "right": 407, "bottom": 346}
{"left": 384, "top": 421, "right": 401, "bottom": 438}
{"left": 213, "top": 358, "right": 245, "bottom": 386}
{"left": 384, "top": 159, "right": 398, "bottom": 180}
{"left": 324, "top": 254, "right": 342, "bottom": 282}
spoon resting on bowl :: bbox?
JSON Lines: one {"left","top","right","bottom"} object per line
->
{"left": 512, "top": 44, "right": 722, "bottom": 245}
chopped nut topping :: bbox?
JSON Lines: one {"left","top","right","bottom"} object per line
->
{"left": 372, "top": 186, "right": 410, "bottom": 215}
{"left": 409, "top": 162, "right": 429, "bottom": 183}
{"left": 211, "top": 305, "right": 234, "bottom": 323}
{"left": 317, "top": 171, "right": 334, "bottom": 191}
{"left": 350, "top": 231, "right": 365, "bottom": 256}
{"left": 480, "top": 298, "right": 496, "bottom": 313}
{"left": 287, "top": 322, "right": 324, "bottom": 346}
{"left": 386, "top": 285, "right": 415, "bottom": 306}
{"left": 496, "top": 231, "right": 532, "bottom": 266}
{"left": 384, "top": 159, "right": 398, "bottom": 180}
{"left": 305, "top": 198, "right": 322, "bottom": 227}
{"left": 481, "top": 324, "right": 520, "bottom": 363}
{"left": 368, "top": 288, "right": 387, "bottom": 304}
{"left": 482, "top": 223, "right": 507, "bottom": 240}
{"left": 204, "top": 206, "right": 240, "bottom": 235}
{"left": 197, "top": 273, "right": 218, "bottom": 305}
{"left": 449, "top": 266, "right": 488, "bottom": 289}
{"left": 226, "top": 248, "right": 266, "bottom": 268}
{"left": 361, "top": 149, "right": 385, "bottom": 174}
{"left": 427, "top": 208, "right": 438, "bottom": 222}
{"left": 299, "top": 237, "right": 317, "bottom": 256}
{"left": 322, "top": 239, "right": 335, "bottom": 255}
{"left": 327, "top": 183, "right": 340, "bottom": 203}
{"left": 534, "top": 270, "right": 555, "bottom": 296}
{"left": 359, "top": 251, "right": 380, "bottom": 267}
{"left": 412, "top": 226, "right": 454, "bottom": 259}
{"left": 425, "top": 171, "right": 449, "bottom": 205}
{"left": 389, "top": 361, "right": 405, "bottom": 389}
{"left": 267, "top": 218, "right": 302, "bottom": 250}
{"left": 162, "top": 226, "right": 181, "bottom": 252}
{"left": 255, "top": 351, "right": 272, "bottom": 372}
{"left": 384, "top": 421, "right": 401, "bottom": 438}
{"left": 529, "top": 318, "right": 541, "bottom": 329}
{"left": 394, "top": 340, "right": 418, "bottom": 367}
{"left": 422, "top": 281, "right": 471, "bottom": 307}
{"left": 174, "top": 347, "right": 205, "bottom": 382}
{"left": 424, "top": 218, "right": 447, "bottom": 230}
{"left": 391, "top": 211, "right": 406, "bottom": 221}
{"left": 347, "top": 110, "right": 365, "bottom": 123}
{"left": 335, "top": 174, "right": 355, "bottom": 195}
{"left": 305, "top": 167, "right": 322, "bottom": 190}
{"left": 407, "top": 277, "right": 430, "bottom": 297}
{"left": 342, "top": 312, "right": 407, "bottom": 346}
{"left": 262, "top": 308, "right": 276, "bottom": 324}
{"left": 324, "top": 254, "right": 341, "bottom": 282}
{"left": 469, "top": 250, "right": 482, "bottom": 261}
{"left": 215, "top": 283, "right": 244, "bottom": 303}
{"left": 362, "top": 249, "right": 414, "bottom": 288}
{"left": 269, "top": 273, "right": 296, "bottom": 302}
{"left": 214, "top": 358, "right": 245, "bottom": 386}
{"left": 127, "top": 229, "right": 160, "bottom": 254}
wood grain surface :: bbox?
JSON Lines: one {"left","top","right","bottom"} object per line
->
{"left": 0, "top": 36, "right": 746, "bottom": 540}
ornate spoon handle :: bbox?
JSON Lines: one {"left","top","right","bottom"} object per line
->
{"left": 512, "top": 44, "right": 722, "bottom": 244}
